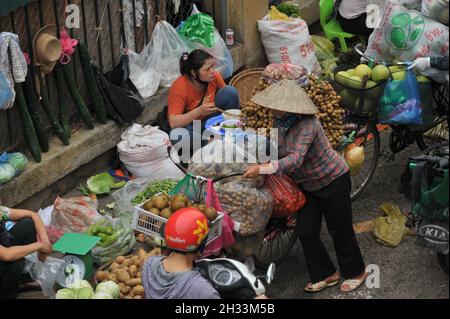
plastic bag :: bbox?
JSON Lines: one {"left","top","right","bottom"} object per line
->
{"left": 90, "top": 216, "right": 136, "bottom": 265}
{"left": 378, "top": 69, "right": 423, "bottom": 125}
{"left": 372, "top": 202, "right": 408, "bottom": 247}
{"left": 169, "top": 173, "right": 200, "bottom": 202}
{"left": 216, "top": 180, "right": 273, "bottom": 236}
{"left": 128, "top": 20, "right": 188, "bottom": 99}
{"left": 264, "top": 175, "right": 306, "bottom": 218}
{"left": 262, "top": 63, "right": 309, "bottom": 86}
{"left": 0, "top": 71, "right": 13, "bottom": 110}
{"left": 311, "top": 35, "right": 338, "bottom": 79}
{"left": 179, "top": 5, "right": 234, "bottom": 79}
{"left": 117, "top": 124, "right": 185, "bottom": 179}
{"left": 422, "top": 0, "right": 449, "bottom": 25}
{"left": 201, "top": 179, "right": 235, "bottom": 256}
{"left": 51, "top": 195, "right": 104, "bottom": 234}
{"left": 364, "top": 0, "right": 449, "bottom": 83}
{"left": 0, "top": 163, "right": 15, "bottom": 185}
{"left": 344, "top": 144, "right": 366, "bottom": 176}
{"left": 179, "top": 13, "right": 217, "bottom": 48}
{"left": 24, "top": 252, "right": 65, "bottom": 298}
{"left": 258, "top": 14, "right": 322, "bottom": 75}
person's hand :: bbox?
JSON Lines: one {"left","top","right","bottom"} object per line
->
{"left": 37, "top": 251, "right": 49, "bottom": 262}
{"left": 38, "top": 241, "right": 53, "bottom": 255}
{"left": 197, "top": 101, "right": 218, "bottom": 117}
{"left": 407, "top": 57, "right": 431, "bottom": 72}
{"left": 254, "top": 294, "right": 269, "bottom": 299}
{"left": 244, "top": 165, "right": 260, "bottom": 179}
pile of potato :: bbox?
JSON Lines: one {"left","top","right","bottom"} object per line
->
{"left": 305, "top": 75, "right": 345, "bottom": 149}
{"left": 95, "top": 248, "right": 161, "bottom": 299}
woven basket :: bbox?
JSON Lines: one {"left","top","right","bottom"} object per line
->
{"left": 230, "top": 68, "right": 264, "bottom": 106}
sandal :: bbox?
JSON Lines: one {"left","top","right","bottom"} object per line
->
{"left": 340, "top": 273, "right": 368, "bottom": 292}
{"left": 304, "top": 279, "right": 339, "bottom": 292}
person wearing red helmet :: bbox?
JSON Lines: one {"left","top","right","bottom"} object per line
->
{"left": 141, "top": 208, "right": 221, "bottom": 299}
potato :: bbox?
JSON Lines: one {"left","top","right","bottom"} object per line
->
{"left": 129, "top": 265, "right": 138, "bottom": 278}
{"left": 109, "top": 273, "right": 118, "bottom": 283}
{"left": 115, "top": 256, "right": 126, "bottom": 264}
{"left": 125, "top": 278, "right": 140, "bottom": 287}
{"left": 110, "top": 262, "right": 120, "bottom": 272}
{"left": 96, "top": 271, "right": 108, "bottom": 282}
{"left": 124, "top": 295, "right": 133, "bottom": 299}
{"left": 124, "top": 258, "right": 134, "bottom": 267}
{"left": 119, "top": 293, "right": 125, "bottom": 299}
{"left": 117, "top": 269, "right": 131, "bottom": 283}
{"left": 132, "top": 285, "right": 145, "bottom": 296}
{"left": 137, "top": 271, "right": 142, "bottom": 279}
{"left": 134, "top": 295, "right": 143, "bottom": 299}
{"left": 120, "top": 285, "right": 132, "bottom": 295}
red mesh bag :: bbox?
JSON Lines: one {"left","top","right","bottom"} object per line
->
{"left": 265, "top": 175, "right": 306, "bottom": 218}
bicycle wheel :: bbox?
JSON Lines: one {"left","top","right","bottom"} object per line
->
{"left": 253, "top": 213, "right": 298, "bottom": 269}
{"left": 349, "top": 122, "right": 381, "bottom": 201}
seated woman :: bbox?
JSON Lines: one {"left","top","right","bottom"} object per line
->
{"left": 0, "top": 206, "right": 52, "bottom": 299}
{"left": 337, "top": 0, "right": 374, "bottom": 37}
{"left": 168, "top": 49, "right": 240, "bottom": 148}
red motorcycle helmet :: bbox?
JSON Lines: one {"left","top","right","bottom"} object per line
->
{"left": 164, "top": 207, "right": 210, "bottom": 252}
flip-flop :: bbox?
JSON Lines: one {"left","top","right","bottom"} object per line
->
{"left": 304, "top": 279, "right": 339, "bottom": 293}
{"left": 340, "top": 273, "right": 368, "bottom": 292}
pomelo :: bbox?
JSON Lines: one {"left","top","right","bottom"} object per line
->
{"left": 391, "top": 70, "right": 406, "bottom": 81}
{"left": 335, "top": 71, "right": 350, "bottom": 86}
{"left": 354, "top": 64, "right": 372, "bottom": 80}
{"left": 346, "top": 68, "right": 355, "bottom": 76}
{"left": 416, "top": 75, "right": 430, "bottom": 83}
{"left": 371, "top": 65, "right": 390, "bottom": 81}
{"left": 339, "top": 89, "right": 356, "bottom": 108}
{"left": 354, "top": 97, "right": 374, "bottom": 114}
{"left": 347, "top": 75, "right": 363, "bottom": 89}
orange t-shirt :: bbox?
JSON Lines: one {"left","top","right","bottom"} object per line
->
{"left": 167, "top": 72, "right": 226, "bottom": 119}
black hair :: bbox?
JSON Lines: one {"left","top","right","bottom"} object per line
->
{"left": 179, "top": 49, "right": 214, "bottom": 79}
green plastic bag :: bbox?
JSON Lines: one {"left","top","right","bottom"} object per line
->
{"left": 372, "top": 203, "right": 409, "bottom": 247}
{"left": 169, "top": 173, "right": 200, "bottom": 202}
{"left": 179, "top": 13, "right": 217, "bottom": 48}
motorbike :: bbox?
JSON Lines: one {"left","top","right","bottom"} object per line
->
{"left": 196, "top": 258, "right": 275, "bottom": 299}
{"left": 401, "top": 142, "right": 449, "bottom": 274}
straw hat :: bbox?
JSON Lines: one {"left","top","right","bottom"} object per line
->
{"left": 250, "top": 80, "right": 318, "bottom": 115}
{"left": 33, "top": 25, "right": 62, "bottom": 75}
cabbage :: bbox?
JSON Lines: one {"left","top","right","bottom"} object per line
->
{"left": 75, "top": 287, "right": 95, "bottom": 299}
{"left": 55, "top": 288, "right": 76, "bottom": 299}
{"left": 69, "top": 280, "right": 92, "bottom": 289}
{"left": 87, "top": 173, "right": 126, "bottom": 195}
{"left": 0, "top": 164, "right": 15, "bottom": 184}
{"left": 7, "top": 153, "right": 27, "bottom": 173}
{"left": 93, "top": 292, "right": 114, "bottom": 299}
{"left": 95, "top": 281, "right": 120, "bottom": 298}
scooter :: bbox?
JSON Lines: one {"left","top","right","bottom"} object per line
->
{"left": 196, "top": 258, "right": 275, "bottom": 299}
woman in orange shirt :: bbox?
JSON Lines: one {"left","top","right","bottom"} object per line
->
{"left": 168, "top": 50, "right": 240, "bottom": 147}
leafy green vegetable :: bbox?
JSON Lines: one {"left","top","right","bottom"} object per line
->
{"left": 75, "top": 287, "right": 95, "bottom": 299}
{"left": 276, "top": 3, "right": 301, "bottom": 18}
{"left": 95, "top": 281, "right": 120, "bottom": 298}
{"left": 0, "top": 164, "right": 15, "bottom": 184}
{"left": 86, "top": 173, "right": 126, "bottom": 195}
{"left": 55, "top": 288, "right": 76, "bottom": 299}
{"left": 69, "top": 280, "right": 92, "bottom": 289}
{"left": 7, "top": 153, "right": 28, "bottom": 173}
{"left": 93, "top": 292, "right": 113, "bottom": 299}
{"left": 131, "top": 179, "right": 179, "bottom": 205}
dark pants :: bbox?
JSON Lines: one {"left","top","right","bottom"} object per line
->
{"left": 0, "top": 218, "right": 36, "bottom": 299}
{"left": 337, "top": 12, "right": 374, "bottom": 38}
{"left": 296, "top": 173, "right": 365, "bottom": 283}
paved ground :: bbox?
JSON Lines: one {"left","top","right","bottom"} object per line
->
{"left": 18, "top": 131, "right": 449, "bottom": 299}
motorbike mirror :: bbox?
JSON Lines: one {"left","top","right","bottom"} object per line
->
{"left": 266, "top": 263, "right": 276, "bottom": 285}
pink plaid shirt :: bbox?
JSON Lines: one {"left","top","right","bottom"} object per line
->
{"left": 274, "top": 116, "right": 349, "bottom": 192}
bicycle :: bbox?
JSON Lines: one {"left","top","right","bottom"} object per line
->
{"left": 334, "top": 44, "right": 449, "bottom": 201}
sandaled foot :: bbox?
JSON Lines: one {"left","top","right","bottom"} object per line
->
{"left": 340, "top": 272, "right": 368, "bottom": 292}
{"left": 305, "top": 272, "right": 340, "bottom": 293}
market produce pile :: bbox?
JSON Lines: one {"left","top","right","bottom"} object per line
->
{"left": 56, "top": 279, "right": 120, "bottom": 299}
{"left": 95, "top": 248, "right": 161, "bottom": 299}
{"left": 131, "top": 179, "right": 178, "bottom": 206}
{"left": 0, "top": 152, "right": 28, "bottom": 185}
{"left": 305, "top": 74, "right": 345, "bottom": 148}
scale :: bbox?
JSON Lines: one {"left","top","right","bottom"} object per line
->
{"left": 53, "top": 233, "right": 100, "bottom": 288}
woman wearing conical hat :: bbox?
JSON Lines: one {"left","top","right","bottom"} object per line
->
{"left": 244, "top": 80, "right": 367, "bottom": 293}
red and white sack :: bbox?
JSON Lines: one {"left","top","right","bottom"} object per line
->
{"left": 257, "top": 15, "right": 322, "bottom": 75}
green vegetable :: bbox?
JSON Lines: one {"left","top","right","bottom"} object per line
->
{"left": 276, "top": 2, "right": 301, "bottom": 18}
{"left": 93, "top": 292, "right": 113, "bottom": 299}
{"left": 22, "top": 72, "right": 49, "bottom": 152}
{"left": 75, "top": 287, "right": 95, "bottom": 299}
{"left": 95, "top": 281, "right": 120, "bottom": 298}
{"left": 15, "top": 83, "right": 41, "bottom": 162}
{"left": 0, "top": 164, "right": 15, "bottom": 184}
{"left": 86, "top": 172, "right": 125, "bottom": 195}
{"left": 69, "top": 280, "right": 92, "bottom": 289}
{"left": 62, "top": 63, "right": 95, "bottom": 129}
{"left": 131, "top": 179, "right": 179, "bottom": 205}
{"left": 78, "top": 44, "right": 107, "bottom": 124}
{"left": 36, "top": 73, "right": 70, "bottom": 146}
{"left": 55, "top": 288, "right": 76, "bottom": 299}
{"left": 54, "top": 64, "right": 71, "bottom": 137}
{"left": 7, "top": 153, "right": 28, "bottom": 173}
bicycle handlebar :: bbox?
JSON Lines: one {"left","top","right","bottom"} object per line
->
{"left": 352, "top": 43, "right": 412, "bottom": 67}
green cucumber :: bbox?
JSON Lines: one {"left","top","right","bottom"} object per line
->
{"left": 62, "top": 63, "right": 94, "bottom": 129}
{"left": 54, "top": 64, "right": 71, "bottom": 137}
{"left": 22, "top": 72, "right": 49, "bottom": 152}
{"left": 37, "top": 74, "right": 70, "bottom": 145}
{"left": 15, "top": 83, "right": 41, "bottom": 162}
{"left": 78, "top": 44, "right": 107, "bottom": 124}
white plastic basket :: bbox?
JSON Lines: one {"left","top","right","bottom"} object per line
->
{"left": 132, "top": 198, "right": 224, "bottom": 247}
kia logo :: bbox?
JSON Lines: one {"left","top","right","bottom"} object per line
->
{"left": 421, "top": 224, "right": 449, "bottom": 244}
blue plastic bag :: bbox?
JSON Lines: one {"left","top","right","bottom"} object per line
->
{"left": 378, "top": 70, "right": 423, "bottom": 126}
{"left": 0, "top": 71, "right": 14, "bottom": 110}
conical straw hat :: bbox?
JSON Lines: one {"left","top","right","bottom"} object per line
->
{"left": 250, "top": 79, "right": 317, "bottom": 115}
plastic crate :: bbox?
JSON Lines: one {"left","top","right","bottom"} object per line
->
{"left": 332, "top": 64, "right": 387, "bottom": 117}
{"left": 132, "top": 198, "right": 224, "bottom": 247}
